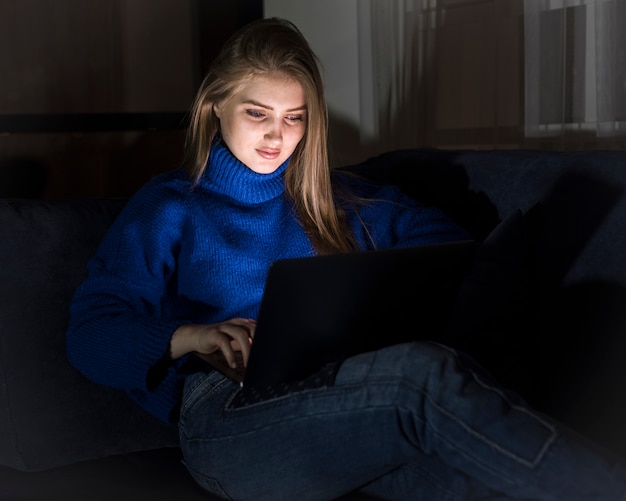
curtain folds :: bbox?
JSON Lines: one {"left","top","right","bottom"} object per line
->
{"left": 357, "top": 0, "right": 426, "bottom": 151}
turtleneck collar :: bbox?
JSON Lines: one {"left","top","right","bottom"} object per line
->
{"left": 200, "top": 140, "right": 288, "bottom": 204}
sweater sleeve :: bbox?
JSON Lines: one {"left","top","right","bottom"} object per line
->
{"left": 66, "top": 173, "right": 190, "bottom": 423}
{"left": 346, "top": 178, "right": 473, "bottom": 249}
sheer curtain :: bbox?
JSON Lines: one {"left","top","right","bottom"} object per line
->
{"left": 356, "top": 0, "right": 426, "bottom": 151}
{"left": 524, "top": 0, "right": 626, "bottom": 147}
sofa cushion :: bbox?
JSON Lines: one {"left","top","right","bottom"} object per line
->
{"left": 0, "top": 198, "right": 179, "bottom": 472}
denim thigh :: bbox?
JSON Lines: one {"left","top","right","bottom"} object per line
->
{"left": 178, "top": 342, "right": 624, "bottom": 501}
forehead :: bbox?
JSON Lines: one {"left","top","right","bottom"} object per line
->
{"left": 231, "top": 73, "right": 306, "bottom": 108}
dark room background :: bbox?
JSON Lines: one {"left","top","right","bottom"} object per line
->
{"left": 3, "top": 0, "right": 625, "bottom": 199}
{"left": 0, "top": 0, "right": 262, "bottom": 199}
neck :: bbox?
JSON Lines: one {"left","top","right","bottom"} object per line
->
{"left": 202, "top": 141, "right": 289, "bottom": 204}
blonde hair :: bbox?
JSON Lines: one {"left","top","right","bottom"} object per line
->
{"left": 183, "top": 17, "right": 357, "bottom": 254}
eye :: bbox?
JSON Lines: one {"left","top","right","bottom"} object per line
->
{"left": 285, "top": 114, "right": 304, "bottom": 124}
{"left": 246, "top": 109, "right": 266, "bottom": 120}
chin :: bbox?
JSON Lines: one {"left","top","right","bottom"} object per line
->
{"left": 248, "top": 162, "right": 282, "bottom": 174}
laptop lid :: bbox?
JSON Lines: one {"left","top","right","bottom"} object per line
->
{"left": 223, "top": 239, "right": 474, "bottom": 389}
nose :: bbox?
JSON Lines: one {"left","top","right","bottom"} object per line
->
{"left": 264, "top": 119, "right": 283, "bottom": 144}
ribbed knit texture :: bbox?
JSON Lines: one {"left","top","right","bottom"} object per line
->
{"left": 66, "top": 142, "right": 470, "bottom": 423}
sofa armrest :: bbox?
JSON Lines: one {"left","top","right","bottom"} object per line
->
{"left": 0, "top": 198, "right": 178, "bottom": 472}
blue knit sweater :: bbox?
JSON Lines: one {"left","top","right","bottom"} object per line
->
{"left": 66, "top": 142, "right": 471, "bottom": 423}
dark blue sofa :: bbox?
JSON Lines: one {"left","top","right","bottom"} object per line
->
{"left": 1, "top": 148, "right": 625, "bottom": 499}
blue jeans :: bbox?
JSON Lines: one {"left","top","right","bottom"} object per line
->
{"left": 178, "top": 341, "right": 626, "bottom": 500}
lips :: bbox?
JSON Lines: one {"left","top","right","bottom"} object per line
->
{"left": 256, "top": 148, "right": 280, "bottom": 160}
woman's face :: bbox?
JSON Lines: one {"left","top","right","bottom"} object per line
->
{"left": 214, "top": 73, "right": 307, "bottom": 174}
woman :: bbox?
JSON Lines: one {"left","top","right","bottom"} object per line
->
{"left": 66, "top": 17, "right": 626, "bottom": 501}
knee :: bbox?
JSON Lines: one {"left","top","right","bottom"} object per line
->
{"left": 397, "top": 341, "right": 457, "bottom": 369}
{"left": 337, "top": 341, "right": 475, "bottom": 387}
{"left": 387, "top": 341, "right": 499, "bottom": 391}
{"left": 353, "top": 341, "right": 459, "bottom": 382}
{"left": 404, "top": 341, "right": 494, "bottom": 379}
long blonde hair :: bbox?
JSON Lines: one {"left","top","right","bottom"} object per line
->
{"left": 183, "top": 17, "right": 357, "bottom": 254}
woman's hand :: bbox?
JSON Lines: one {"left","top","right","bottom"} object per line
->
{"left": 170, "top": 318, "right": 256, "bottom": 369}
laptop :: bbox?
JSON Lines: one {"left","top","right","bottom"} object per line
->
{"left": 195, "top": 239, "right": 475, "bottom": 389}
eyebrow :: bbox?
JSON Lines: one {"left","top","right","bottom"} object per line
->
{"left": 242, "top": 99, "right": 307, "bottom": 112}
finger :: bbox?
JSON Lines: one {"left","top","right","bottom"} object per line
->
{"left": 238, "top": 331, "right": 252, "bottom": 367}
{"left": 227, "top": 331, "right": 252, "bottom": 367}
{"left": 246, "top": 319, "right": 256, "bottom": 339}
{"left": 229, "top": 317, "right": 256, "bottom": 339}
{"left": 214, "top": 335, "right": 240, "bottom": 369}
{"left": 223, "top": 319, "right": 255, "bottom": 363}
{"left": 217, "top": 321, "right": 254, "bottom": 367}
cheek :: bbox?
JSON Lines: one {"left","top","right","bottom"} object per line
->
{"left": 286, "top": 125, "right": 306, "bottom": 146}
{"left": 222, "top": 120, "right": 251, "bottom": 144}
